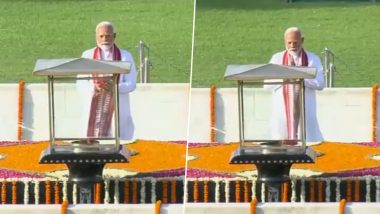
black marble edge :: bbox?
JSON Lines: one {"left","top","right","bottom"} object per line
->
{"left": 229, "top": 147, "right": 316, "bottom": 164}
{"left": 39, "top": 147, "right": 130, "bottom": 164}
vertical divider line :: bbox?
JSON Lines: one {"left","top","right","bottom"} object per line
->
{"left": 183, "top": 0, "right": 197, "bottom": 213}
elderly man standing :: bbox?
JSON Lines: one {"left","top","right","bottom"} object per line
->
{"left": 268, "top": 27, "right": 325, "bottom": 142}
{"left": 78, "top": 21, "right": 137, "bottom": 140}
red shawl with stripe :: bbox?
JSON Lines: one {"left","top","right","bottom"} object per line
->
{"left": 282, "top": 49, "right": 308, "bottom": 140}
{"left": 87, "top": 45, "right": 121, "bottom": 138}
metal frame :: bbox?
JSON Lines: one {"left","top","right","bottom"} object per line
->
{"left": 48, "top": 76, "right": 55, "bottom": 152}
{"left": 226, "top": 63, "right": 317, "bottom": 203}
{"left": 237, "top": 79, "right": 307, "bottom": 151}
{"left": 47, "top": 74, "right": 121, "bottom": 153}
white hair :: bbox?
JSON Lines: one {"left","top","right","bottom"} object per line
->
{"left": 95, "top": 21, "right": 116, "bottom": 33}
{"left": 284, "top": 27, "right": 303, "bottom": 38}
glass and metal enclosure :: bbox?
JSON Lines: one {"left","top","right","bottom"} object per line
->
{"left": 33, "top": 58, "right": 131, "bottom": 154}
{"left": 224, "top": 64, "right": 317, "bottom": 155}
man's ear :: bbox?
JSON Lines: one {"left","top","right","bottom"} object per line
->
{"left": 114, "top": 33, "right": 117, "bottom": 39}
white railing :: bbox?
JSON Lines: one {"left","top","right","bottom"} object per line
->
{"left": 138, "top": 40, "right": 150, "bottom": 83}
{"left": 323, "top": 47, "right": 336, "bottom": 88}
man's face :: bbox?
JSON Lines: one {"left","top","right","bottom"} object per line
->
{"left": 96, "top": 25, "right": 115, "bottom": 51}
{"left": 284, "top": 31, "right": 304, "bottom": 56}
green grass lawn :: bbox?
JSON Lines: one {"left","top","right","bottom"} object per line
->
{"left": 0, "top": 0, "right": 193, "bottom": 83}
{"left": 1, "top": 0, "right": 379, "bottom": 87}
{"left": 192, "top": 0, "right": 380, "bottom": 87}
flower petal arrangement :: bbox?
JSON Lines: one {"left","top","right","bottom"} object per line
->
{"left": 0, "top": 140, "right": 379, "bottom": 179}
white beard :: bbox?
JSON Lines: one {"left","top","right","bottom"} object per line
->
{"left": 100, "top": 44, "right": 112, "bottom": 51}
{"left": 288, "top": 49, "right": 300, "bottom": 57}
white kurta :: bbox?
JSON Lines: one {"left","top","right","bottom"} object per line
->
{"left": 269, "top": 50, "right": 325, "bottom": 142}
{"left": 77, "top": 47, "right": 137, "bottom": 140}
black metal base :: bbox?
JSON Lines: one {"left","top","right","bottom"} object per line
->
{"left": 66, "top": 163, "right": 105, "bottom": 183}
{"left": 230, "top": 146, "right": 316, "bottom": 202}
{"left": 255, "top": 164, "right": 292, "bottom": 183}
{"left": 229, "top": 146, "right": 316, "bottom": 164}
{"left": 39, "top": 145, "right": 129, "bottom": 183}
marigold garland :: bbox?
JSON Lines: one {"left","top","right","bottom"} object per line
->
{"left": 250, "top": 197, "right": 258, "bottom": 214}
{"left": 72, "top": 183, "right": 76, "bottom": 205}
{"left": 187, "top": 142, "right": 380, "bottom": 178}
{"left": 282, "top": 182, "right": 289, "bottom": 202}
{"left": 2, "top": 141, "right": 380, "bottom": 205}
{"left": 203, "top": 180, "right": 208, "bottom": 202}
{"left": 309, "top": 179, "right": 315, "bottom": 202}
{"left": 54, "top": 181, "right": 60, "bottom": 204}
{"left": 3, "top": 141, "right": 380, "bottom": 177}
{"left": 318, "top": 180, "right": 323, "bottom": 202}
{"left": 155, "top": 200, "right": 162, "bottom": 214}
{"left": 372, "top": 83, "right": 378, "bottom": 142}
{"left": 170, "top": 179, "right": 176, "bottom": 203}
{"left": 261, "top": 183, "right": 265, "bottom": 203}
{"left": 162, "top": 180, "right": 168, "bottom": 204}
{"left": 346, "top": 179, "right": 352, "bottom": 202}
{"left": 17, "top": 80, "right": 25, "bottom": 141}
{"left": 210, "top": 85, "right": 216, "bottom": 143}
{"left": 244, "top": 180, "right": 249, "bottom": 202}
{"left": 339, "top": 199, "right": 346, "bottom": 214}
{"left": 354, "top": 180, "right": 360, "bottom": 202}
{"left": 1, "top": 180, "right": 5, "bottom": 204}
{"left": 61, "top": 200, "right": 69, "bottom": 214}
{"left": 132, "top": 179, "right": 138, "bottom": 204}
{"left": 124, "top": 180, "right": 130, "bottom": 203}
{"left": 45, "top": 180, "right": 51, "bottom": 204}
{"left": 193, "top": 179, "right": 199, "bottom": 202}
{"left": 235, "top": 180, "right": 241, "bottom": 202}
{"left": 12, "top": 180, "right": 16, "bottom": 204}
{"left": 95, "top": 182, "right": 102, "bottom": 204}
{"left": 335, "top": 178, "right": 341, "bottom": 202}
